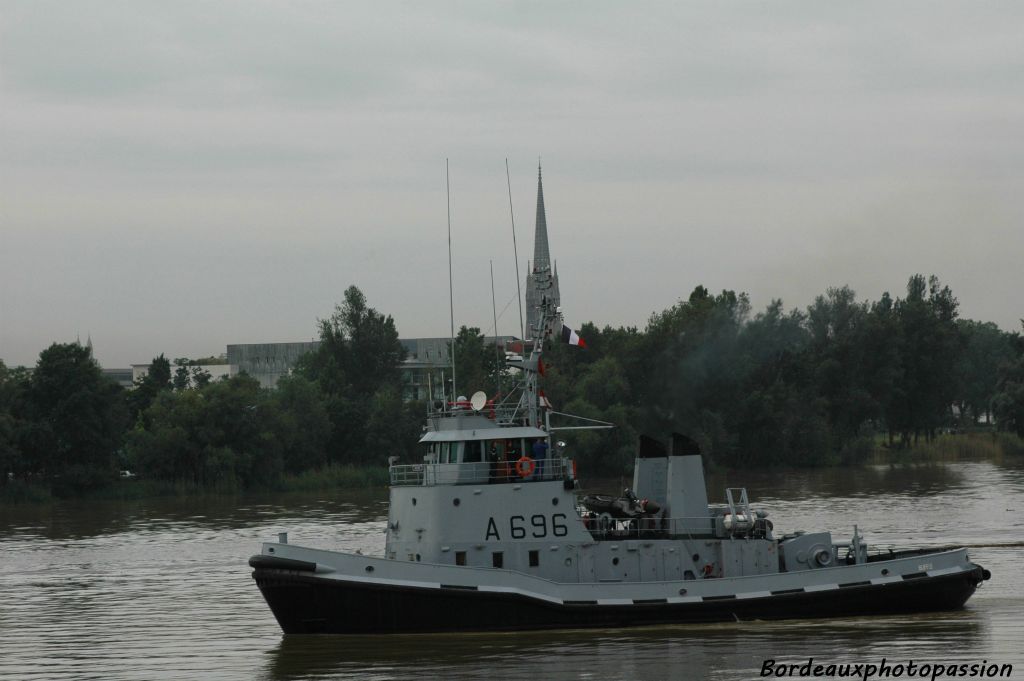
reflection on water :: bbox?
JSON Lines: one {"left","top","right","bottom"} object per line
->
{"left": 261, "top": 611, "right": 990, "bottom": 681}
{"left": 1, "top": 460, "right": 1022, "bottom": 681}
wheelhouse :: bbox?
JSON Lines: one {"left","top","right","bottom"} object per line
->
{"left": 389, "top": 425, "right": 569, "bottom": 486}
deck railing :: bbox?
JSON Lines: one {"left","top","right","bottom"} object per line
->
{"left": 389, "top": 458, "right": 567, "bottom": 486}
{"left": 578, "top": 514, "right": 718, "bottom": 538}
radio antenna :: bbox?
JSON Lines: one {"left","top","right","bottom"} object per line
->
{"left": 490, "top": 259, "right": 502, "bottom": 395}
{"left": 505, "top": 158, "right": 525, "bottom": 341}
{"left": 446, "top": 159, "right": 457, "bottom": 404}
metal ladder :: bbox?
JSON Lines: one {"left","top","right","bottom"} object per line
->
{"left": 725, "top": 487, "right": 752, "bottom": 519}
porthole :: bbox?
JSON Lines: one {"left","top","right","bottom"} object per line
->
{"left": 612, "top": 557, "right": 620, "bottom": 566}
{"left": 692, "top": 553, "right": 699, "bottom": 562}
{"left": 453, "top": 498, "right": 461, "bottom": 507}
{"left": 552, "top": 497, "right": 559, "bottom": 506}
{"left": 564, "top": 558, "right": 572, "bottom": 567}
{"left": 365, "top": 566, "right": 374, "bottom": 573}
{"left": 881, "top": 568, "right": 889, "bottom": 576}
{"left": 412, "top": 498, "right": 417, "bottom": 506}
{"left": 679, "top": 588, "right": 688, "bottom": 596}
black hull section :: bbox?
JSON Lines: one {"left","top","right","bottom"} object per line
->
{"left": 252, "top": 567, "right": 984, "bottom": 635}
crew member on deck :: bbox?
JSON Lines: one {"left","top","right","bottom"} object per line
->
{"left": 488, "top": 442, "right": 500, "bottom": 484}
{"left": 532, "top": 439, "right": 548, "bottom": 479}
{"left": 505, "top": 440, "right": 518, "bottom": 480}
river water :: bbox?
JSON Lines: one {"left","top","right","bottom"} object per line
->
{"left": 2, "top": 459, "right": 1022, "bottom": 680}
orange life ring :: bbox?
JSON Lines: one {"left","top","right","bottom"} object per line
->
{"left": 515, "top": 456, "right": 536, "bottom": 478}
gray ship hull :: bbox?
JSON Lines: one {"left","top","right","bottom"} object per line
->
{"left": 249, "top": 549, "right": 987, "bottom": 635}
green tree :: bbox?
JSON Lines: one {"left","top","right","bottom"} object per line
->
{"left": 191, "top": 366, "right": 213, "bottom": 389}
{"left": 565, "top": 357, "right": 638, "bottom": 474}
{"left": 16, "top": 343, "right": 128, "bottom": 492}
{"left": 891, "top": 275, "right": 961, "bottom": 445}
{"left": 993, "top": 328, "right": 1024, "bottom": 438}
{"left": 640, "top": 286, "right": 750, "bottom": 463}
{"left": 295, "top": 286, "right": 407, "bottom": 465}
{"left": 169, "top": 358, "right": 214, "bottom": 391}
{"left": 128, "top": 354, "right": 173, "bottom": 420}
{"left": 0, "top": 361, "right": 27, "bottom": 486}
{"left": 297, "top": 286, "right": 405, "bottom": 394}
{"left": 452, "top": 326, "right": 485, "bottom": 397}
{"left": 365, "top": 386, "right": 423, "bottom": 462}
{"left": 955, "top": 320, "right": 1015, "bottom": 425}
{"left": 126, "top": 374, "right": 284, "bottom": 488}
{"left": 336, "top": 285, "right": 406, "bottom": 395}
{"left": 269, "top": 375, "right": 332, "bottom": 473}
{"left": 452, "top": 325, "right": 508, "bottom": 398}
{"left": 173, "top": 358, "right": 191, "bottom": 391}
{"left": 733, "top": 379, "right": 831, "bottom": 467}
{"left": 862, "top": 292, "right": 902, "bottom": 445}
{"left": 805, "top": 287, "right": 880, "bottom": 445}
{"left": 993, "top": 360, "right": 1024, "bottom": 437}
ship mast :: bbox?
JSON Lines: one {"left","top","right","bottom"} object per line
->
{"left": 509, "top": 165, "right": 612, "bottom": 434}
{"left": 508, "top": 163, "right": 561, "bottom": 429}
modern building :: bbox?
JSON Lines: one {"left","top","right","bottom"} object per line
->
{"left": 399, "top": 336, "right": 519, "bottom": 402}
{"left": 101, "top": 368, "right": 134, "bottom": 389}
{"left": 226, "top": 342, "right": 319, "bottom": 389}
{"left": 399, "top": 337, "right": 448, "bottom": 402}
{"left": 224, "top": 336, "right": 518, "bottom": 398}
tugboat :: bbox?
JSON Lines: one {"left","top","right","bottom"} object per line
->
{"left": 249, "top": 174, "right": 989, "bottom": 635}
{"left": 249, "top": 294, "right": 990, "bottom": 633}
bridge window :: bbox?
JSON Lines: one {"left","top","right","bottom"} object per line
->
{"left": 464, "top": 441, "right": 482, "bottom": 463}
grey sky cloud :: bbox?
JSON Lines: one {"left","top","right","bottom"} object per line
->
{"left": 2, "top": 1, "right": 1022, "bottom": 368}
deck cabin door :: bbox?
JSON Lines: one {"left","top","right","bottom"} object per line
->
{"left": 639, "top": 544, "right": 660, "bottom": 582}
{"left": 578, "top": 545, "right": 596, "bottom": 582}
{"left": 662, "top": 547, "right": 683, "bottom": 582}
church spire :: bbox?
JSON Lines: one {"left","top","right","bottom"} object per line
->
{"left": 532, "top": 162, "right": 551, "bottom": 272}
{"left": 524, "top": 162, "right": 561, "bottom": 332}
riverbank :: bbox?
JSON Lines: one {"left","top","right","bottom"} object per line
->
{"left": 3, "top": 433, "right": 1022, "bottom": 506}
{"left": 0, "top": 463, "right": 392, "bottom": 506}
{"left": 870, "top": 431, "right": 1024, "bottom": 464}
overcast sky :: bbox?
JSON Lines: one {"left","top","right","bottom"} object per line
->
{"left": 2, "top": 1, "right": 1022, "bottom": 368}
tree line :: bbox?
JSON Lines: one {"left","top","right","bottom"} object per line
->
{"left": 542, "top": 275, "right": 1024, "bottom": 471}
{"left": 2, "top": 277, "right": 1023, "bottom": 496}
{"left": 0, "top": 286, "right": 419, "bottom": 496}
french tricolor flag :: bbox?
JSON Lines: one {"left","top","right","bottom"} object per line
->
{"left": 560, "top": 324, "right": 586, "bottom": 348}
